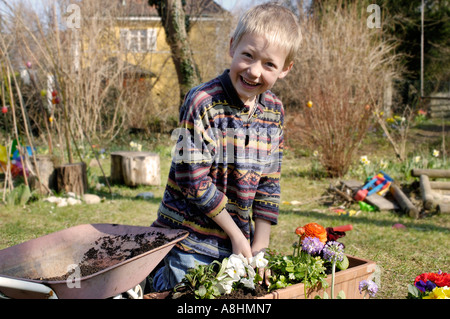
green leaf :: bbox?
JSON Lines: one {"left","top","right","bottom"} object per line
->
{"left": 337, "top": 290, "right": 346, "bottom": 299}
{"left": 407, "top": 284, "right": 421, "bottom": 299}
{"left": 197, "top": 285, "right": 207, "bottom": 297}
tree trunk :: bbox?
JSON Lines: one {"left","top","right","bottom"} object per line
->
{"left": 110, "top": 151, "right": 161, "bottom": 187}
{"left": 55, "top": 162, "right": 87, "bottom": 196}
{"left": 149, "top": 0, "right": 201, "bottom": 106}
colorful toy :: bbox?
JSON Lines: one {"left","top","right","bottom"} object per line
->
{"left": 354, "top": 170, "right": 393, "bottom": 202}
{"left": 326, "top": 224, "right": 353, "bottom": 241}
{"left": 0, "top": 141, "right": 34, "bottom": 178}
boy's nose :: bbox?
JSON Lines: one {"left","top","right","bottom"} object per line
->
{"left": 247, "top": 62, "right": 262, "bottom": 79}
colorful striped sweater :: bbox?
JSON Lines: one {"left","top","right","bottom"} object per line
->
{"left": 152, "top": 70, "right": 284, "bottom": 259}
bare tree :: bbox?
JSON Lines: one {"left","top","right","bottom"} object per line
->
{"left": 148, "top": 0, "right": 201, "bottom": 105}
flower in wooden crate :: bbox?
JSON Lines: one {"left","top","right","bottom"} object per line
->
{"left": 301, "top": 236, "right": 324, "bottom": 255}
{"left": 295, "top": 222, "right": 327, "bottom": 244}
{"left": 322, "top": 241, "right": 344, "bottom": 263}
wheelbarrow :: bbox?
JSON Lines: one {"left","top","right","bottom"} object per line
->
{"left": 0, "top": 224, "right": 188, "bottom": 299}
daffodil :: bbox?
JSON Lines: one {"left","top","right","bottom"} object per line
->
{"left": 360, "top": 155, "right": 370, "bottom": 166}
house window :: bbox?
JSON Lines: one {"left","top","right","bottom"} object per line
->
{"left": 120, "top": 28, "right": 157, "bottom": 53}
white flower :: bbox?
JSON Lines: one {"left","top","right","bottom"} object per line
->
{"left": 130, "top": 141, "right": 142, "bottom": 151}
{"left": 360, "top": 155, "right": 370, "bottom": 166}
{"left": 414, "top": 156, "right": 421, "bottom": 163}
{"left": 379, "top": 159, "right": 388, "bottom": 169}
{"left": 240, "top": 277, "right": 255, "bottom": 290}
{"left": 249, "top": 251, "right": 268, "bottom": 269}
{"left": 432, "top": 149, "right": 439, "bottom": 157}
{"left": 226, "top": 254, "right": 247, "bottom": 279}
{"left": 313, "top": 150, "right": 319, "bottom": 157}
{"left": 245, "top": 264, "right": 256, "bottom": 278}
{"left": 215, "top": 278, "right": 234, "bottom": 294}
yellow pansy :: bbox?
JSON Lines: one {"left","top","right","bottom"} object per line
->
{"left": 423, "top": 286, "right": 450, "bottom": 299}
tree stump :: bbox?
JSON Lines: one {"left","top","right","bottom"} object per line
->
{"left": 110, "top": 151, "right": 160, "bottom": 187}
{"left": 55, "top": 162, "right": 88, "bottom": 196}
{"left": 438, "top": 203, "right": 450, "bottom": 214}
{"left": 28, "top": 155, "right": 57, "bottom": 195}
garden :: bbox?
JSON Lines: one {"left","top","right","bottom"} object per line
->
{"left": 0, "top": 0, "right": 449, "bottom": 300}
{"left": 0, "top": 117, "right": 448, "bottom": 299}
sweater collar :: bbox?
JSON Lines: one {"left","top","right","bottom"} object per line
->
{"left": 218, "top": 70, "right": 266, "bottom": 112}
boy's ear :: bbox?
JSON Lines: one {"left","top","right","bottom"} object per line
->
{"left": 229, "top": 38, "right": 235, "bottom": 58}
{"left": 278, "top": 61, "right": 294, "bottom": 79}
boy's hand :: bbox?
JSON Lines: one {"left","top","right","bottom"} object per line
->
{"left": 212, "top": 208, "right": 252, "bottom": 259}
{"left": 252, "top": 218, "right": 272, "bottom": 286}
{"left": 230, "top": 233, "right": 253, "bottom": 259}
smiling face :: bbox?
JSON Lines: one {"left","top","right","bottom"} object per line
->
{"left": 229, "top": 33, "right": 293, "bottom": 106}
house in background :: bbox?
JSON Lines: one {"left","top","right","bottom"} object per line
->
{"left": 111, "top": 0, "right": 231, "bottom": 115}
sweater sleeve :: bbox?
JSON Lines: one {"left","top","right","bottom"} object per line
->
{"left": 252, "top": 126, "right": 283, "bottom": 225}
{"left": 173, "top": 91, "right": 228, "bottom": 219}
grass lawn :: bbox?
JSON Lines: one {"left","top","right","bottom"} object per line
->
{"left": 0, "top": 119, "right": 449, "bottom": 299}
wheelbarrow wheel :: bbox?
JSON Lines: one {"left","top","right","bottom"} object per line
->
{"left": 112, "top": 284, "right": 143, "bottom": 299}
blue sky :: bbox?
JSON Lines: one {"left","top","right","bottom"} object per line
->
{"left": 213, "top": 0, "right": 268, "bottom": 13}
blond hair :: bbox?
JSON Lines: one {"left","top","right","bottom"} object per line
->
{"left": 231, "top": 3, "right": 302, "bottom": 67}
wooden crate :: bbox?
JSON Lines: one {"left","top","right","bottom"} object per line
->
{"left": 259, "top": 255, "right": 377, "bottom": 299}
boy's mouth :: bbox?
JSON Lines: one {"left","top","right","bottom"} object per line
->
{"left": 240, "top": 76, "right": 260, "bottom": 87}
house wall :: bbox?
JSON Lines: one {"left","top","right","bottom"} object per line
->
{"left": 114, "top": 17, "right": 232, "bottom": 117}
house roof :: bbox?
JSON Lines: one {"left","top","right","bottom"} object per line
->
{"left": 117, "top": 0, "right": 225, "bottom": 17}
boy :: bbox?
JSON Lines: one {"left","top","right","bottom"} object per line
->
{"left": 151, "top": 2, "right": 302, "bottom": 291}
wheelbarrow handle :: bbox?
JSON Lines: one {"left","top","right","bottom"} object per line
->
{"left": 0, "top": 276, "right": 58, "bottom": 299}
{"left": 333, "top": 224, "right": 353, "bottom": 232}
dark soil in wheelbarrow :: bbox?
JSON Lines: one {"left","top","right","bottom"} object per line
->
{"left": 37, "top": 231, "right": 180, "bottom": 281}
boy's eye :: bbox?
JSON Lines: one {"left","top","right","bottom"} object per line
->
{"left": 243, "top": 52, "right": 252, "bottom": 58}
{"left": 266, "top": 62, "right": 276, "bottom": 69}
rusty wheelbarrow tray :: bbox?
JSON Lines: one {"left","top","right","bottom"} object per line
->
{"left": 0, "top": 224, "right": 188, "bottom": 299}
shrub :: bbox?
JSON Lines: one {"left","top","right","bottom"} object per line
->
{"left": 281, "top": 3, "right": 401, "bottom": 177}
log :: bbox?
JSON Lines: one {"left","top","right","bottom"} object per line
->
{"left": 28, "top": 155, "right": 56, "bottom": 194}
{"left": 55, "top": 162, "right": 87, "bottom": 196}
{"left": 411, "top": 169, "right": 450, "bottom": 178}
{"left": 110, "top": 151, "right": 160, "bottom": 187}
{"left": 437, "top": 203, "right": 450, "bottom": 214}
{"left": 419, "top": 175, "right": 437, "bottom": 210}
{"left": 430, "top": 181, "right": 450, "bottom": 190}
{"left": 389, "top": 184, "right": 419, "bottom": 219}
